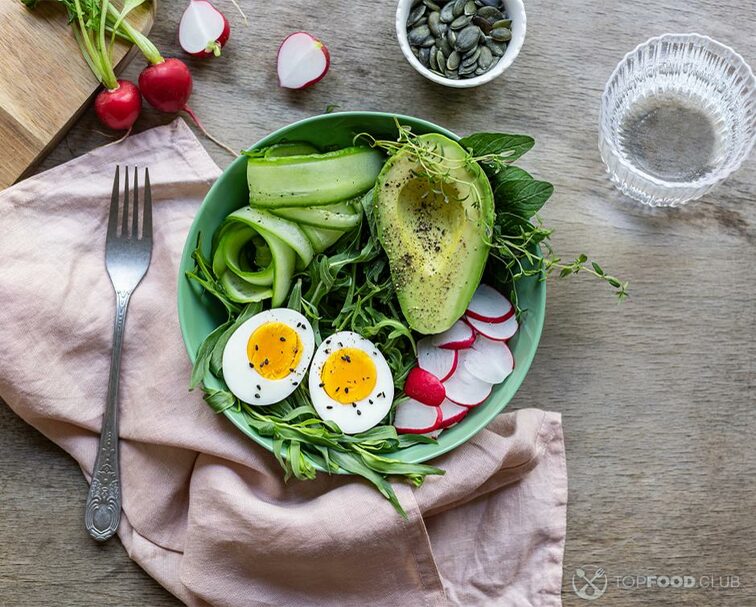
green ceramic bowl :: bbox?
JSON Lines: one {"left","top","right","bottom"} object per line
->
{"left": 178, "top": 111, "right": 545, "bottom": 470}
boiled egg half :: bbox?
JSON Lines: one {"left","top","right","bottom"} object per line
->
{"left": 222, "top": 309, "right": 315, "bottom": 405}
{"left": 308, "top": 331, "right": 394, "bottom": 434}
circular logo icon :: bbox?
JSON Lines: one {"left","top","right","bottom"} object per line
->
{"left": 572, "top": 565, "right": 608, "bottom": 601}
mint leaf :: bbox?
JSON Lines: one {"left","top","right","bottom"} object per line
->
{"left": 491, "top": 166, "right": 554, "bottom": 219}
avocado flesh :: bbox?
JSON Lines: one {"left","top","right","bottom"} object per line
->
{"left": 374, "top": 134, "right": 494, "bottom": 334}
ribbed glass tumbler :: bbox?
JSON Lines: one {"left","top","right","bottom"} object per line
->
{"left": 599, "top": 34, "right": 756, "bottom": 207}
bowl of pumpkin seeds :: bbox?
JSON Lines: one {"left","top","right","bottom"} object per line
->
{"left": 397, "top": 0, "right": 525, "bottom": 87}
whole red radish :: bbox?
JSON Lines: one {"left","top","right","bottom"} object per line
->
{"left": 179, "top": 0, "right": 230, "bottom": 58}
{"left": 138, "top": 58, "right": 193, "bottom": 113}
{"left": 94, "top": 80, "right": 142, "bottom": 131}
{"left": 277, "top": 32, "right": 330, "bottom": 89}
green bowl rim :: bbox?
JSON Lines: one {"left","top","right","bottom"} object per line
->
{"left": 177, "top": 110, "right": 546, "bottom": 471}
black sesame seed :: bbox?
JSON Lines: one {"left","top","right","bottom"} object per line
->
{"left": 338, "top": 342, "right": 343, "bottom": 347}
{"left": 356, "top": 410, "right": 362, "bottom": 416}
{"left": 368, "top": 399, "right": 373, "bottom": 404}
{"left": 248, "top": 362, "right": 254, "bottom": 368}
{"left": 280, "top": 336, "right": 286, "bottom": 342}
{"left": 256, "top": 384, "right": 261, "bottom": 390}
{"left": 351, "top": 403, "right": 356, "bottom": 408}
{"left": 319, "top": 382, "right": 325, "bottom": 388}
{"left": 344, "top": 387, "right": 350, "bottom": 394}
{"left": 326, "top": 405, "right": 333, "bottom": 410}
{"left": 289, "top": 368, "right": 295, "bottom": 373}
{"left": 335, "top": 387, "right": 340, "bottom": 392}
{"left": 255, "top": 344, "right": 259, "bottom": 351}
{"left": 254, "top": 393, "right": 260, "bottom": 399}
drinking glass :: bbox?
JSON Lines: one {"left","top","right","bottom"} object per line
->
{"left": 599, "top": 34, "right": 756, "bottom": 207}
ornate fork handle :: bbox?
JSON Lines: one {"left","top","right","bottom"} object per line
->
{"left": 84, "top": 290, "right": 130, "bottom": 541}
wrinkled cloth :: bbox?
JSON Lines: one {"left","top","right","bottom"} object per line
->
{"left": 0, "top": 120, "right": 568, "bottom": 607}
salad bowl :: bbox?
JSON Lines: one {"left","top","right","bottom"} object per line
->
{"left": 177, "top": 111, "right": 546, "bottom": 470}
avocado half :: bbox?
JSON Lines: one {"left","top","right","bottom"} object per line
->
{"left": 374, "top": 133, "right": 494, "bottom": 334}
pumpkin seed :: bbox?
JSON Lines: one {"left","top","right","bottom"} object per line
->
{"left": 458, "top": 62, "right": 477, "bottom": 76}
{"left": 428, "top": 11, "right": 443, "bottom": 36}
{"left": 408, "top": 25, "right": 431, "bottom": 45}
{"left": 452, "top": 0, "right": 466, "bottom": 17}
{"left": 446, "top": 50, "right": 461, "bottom": 70}
{"left": 436, "top": 49, "right": 446, "bottom": 71}
{"left": 423, "top": 0, "right": 441, "bottom": 9}
{"left": 411, "top": 46, "right": 420, "bottom": 57}
{"left": 477, "top": 45, "right": 493, "bottom": 68}
{"left": 454, "top": 24, "right": 480, "bottom": 52}
{"left": 446, "top": 28, "right": 457, "bottom": 47}
{"left": 474, "top": 66, "right": 487, "bottom": 75}
{"left": 430, "top": 68, "right": 445, "bottom": 77}
{"left": 407, "top": 4, "right": 426, "bottom": 26}
{"left": 412, "top": 0, "right": 423, "bottom": 6}
{"left": 419, "top": 46, "right": 431, "bottom": 66}
{"left": 439, "top": 2, "right": 455, "bottom": 22}
{"left": 421, "top": 35, "right": 436, "bottom": 47}
{"left": 486, "top": 39, "right": 506, "bottom": 56}
{"left": 478, "top": 0, "right": 501, "bottom": 5}
{"left": 478, "top": 6, "right": 504, "bottom": 20}
{"left": 492, "top": 18, "right": 512, "bottom": 29}
{"left": 436, "top": 36, "right": 452, "bottom": 56}
{"left": 429, "top": 46, "right": 439, "bottom": 70}
{"left": 464, "top": 0, "right": 477, "bottom": 15}
{"left": 472, "top": 15, "right": 492, "bottom": 35}
{"left": 462, "top": 46, "right": 481, "bottom": 63}
{"left": 446, "top": 70, "right": 460, "bottom": 80}
{"left": 491, "top": 27, "right": 511, "bottom": 42}
{"left": 450, "top": 14, "right": 473, "bottom": 29}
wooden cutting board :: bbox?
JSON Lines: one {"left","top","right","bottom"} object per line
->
{"left": 0, "top": 1, "right": 154, "bottom": 189}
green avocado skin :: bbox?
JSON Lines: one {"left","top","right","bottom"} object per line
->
{"left": 374, "top": 133, "right": 494, "bottom": 335}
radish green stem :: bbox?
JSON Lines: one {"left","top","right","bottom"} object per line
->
{"left": 98, "top": 0, "right": 118, "bottom": 89}
{"left": 73, "top": 0, "right": 104, "bottom": 82}
{"left": 106, "top": 4, "right": 163, "bottom": 64}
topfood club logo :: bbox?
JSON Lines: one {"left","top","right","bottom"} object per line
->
{"left": 572, "top": 565, "right": 608, "bottom": 601}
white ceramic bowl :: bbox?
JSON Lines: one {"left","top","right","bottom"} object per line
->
{"left": 396, "top": 0, "right": 526, "bottom": 88}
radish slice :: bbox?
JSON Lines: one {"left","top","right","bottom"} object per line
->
{"left": 417, "top": 337, "right": 458, "bottom": 382}
{"left": 277, "top": 32, "right": 330, "bottom": 89}
{"left": 465, "top": 314, "right": 518, "bottom": 341}
{"left": 179, "top": 0, "right": 230, "bottom": 57}
{"left": 461, "top": 336, "right": 514, "bottom": 384}
{"left": 442, "top": 366, "right": 492, "bottom": 407}
{"left": 404, "top": 367, "right": 446, "bottom": 406}
{"left": 466, "top": 284, "right": 514, "bottom": 323}
{"left": 438, "top": 399, "right": 468, "bottom": 428}
{"left": 423, "top": 428, "right": 443, "bottom": 439}
{"left": 394, "top": 399, "right": 442, "bottom": 434}
{"left": 431, "top": 320, "right": 475, "bottom": 350}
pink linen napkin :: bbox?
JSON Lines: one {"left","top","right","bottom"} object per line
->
{"left": 0, "top": 119, "right": 568, "bottom": 607}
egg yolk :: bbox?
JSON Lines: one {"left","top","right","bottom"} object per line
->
{"left": 247, "top": 322, "right": 303, "bottom": 380}
{"left": 320, "top": 347, "right": 377, "bottom": 405}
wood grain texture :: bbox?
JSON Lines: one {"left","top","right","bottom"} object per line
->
{"left": 1, "top": 0, "right": 755, "bottom": 605}
{"left": 0, "top": 0, "right": 153, "bottom": 189}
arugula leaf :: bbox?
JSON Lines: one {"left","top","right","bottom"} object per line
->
{"left": 203, "top": 388, "right": 237, "bottom": 413}
{"left": 458, "top": 133, "right": 535, "bottom": 164}
{"left": 209, "top": 302, "right": 262, "bottom": 377}
{"left": 190, "top": 320, "right": 232, "bottom": 389}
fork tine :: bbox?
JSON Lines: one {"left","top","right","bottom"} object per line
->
{"left": 107, "top": 166, "right": 120, "bottom": 239}
{"left": 132, "top": 167, "right": 140, "bottom": 239}
{"left": 121, "top": 167, "right": 130, "bottom": 237}
{"left": 142, "top": 168, "right": 152, "bottom": 241}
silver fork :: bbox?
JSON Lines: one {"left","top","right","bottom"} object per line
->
{"left": 85, "top": 167, "right": 153, "bottom": 542}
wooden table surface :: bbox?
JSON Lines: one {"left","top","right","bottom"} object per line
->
{"left": 1, "top": 0, "right": 754, "bottom": 605}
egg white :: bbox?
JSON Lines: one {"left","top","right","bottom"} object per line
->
{"left": 222, "top": 309, "right": 314, "bottom": 406}
{"left": 308, "top": 331, "right": 394, "bottom": 434}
